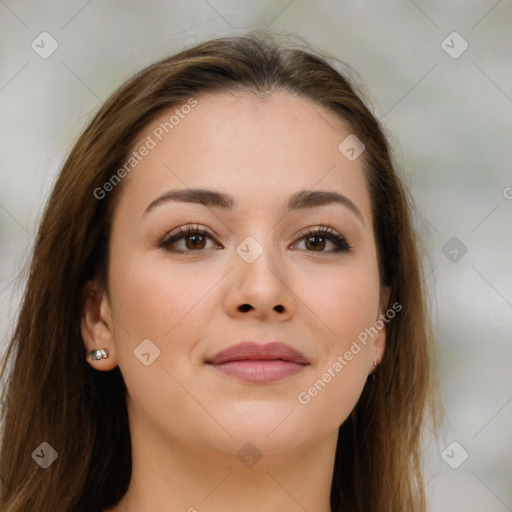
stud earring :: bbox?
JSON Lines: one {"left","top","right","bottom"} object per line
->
{"left": 87, "top": 348, "right": 109, "bottom": 361}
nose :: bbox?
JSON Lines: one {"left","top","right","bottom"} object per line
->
{"left": 222, "top": 238, "right": 295, "bottom": 322}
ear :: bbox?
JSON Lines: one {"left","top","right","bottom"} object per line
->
{"left": 81, "top": 280, "right": 118, "bottom": 371}
{"left": 369, "top": 285, "right": 391, "bottom": 375}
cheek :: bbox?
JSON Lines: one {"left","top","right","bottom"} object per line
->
{"left": 296, "top": 261, "right": 381, "bottom": 346}
{"left": 107, "top": 250, "right": 229, "bottom": 389}
{"left": 292, "top": 262, "right": 381, "bottom": 421}
{"left": 109, "top": 251, "right": 215, "bottom": 337}
{"left": 296, "top": 351, "right": 372, "bottom": 431}
{"left": 107, "top": 253, "right": 213, "bottom": 418}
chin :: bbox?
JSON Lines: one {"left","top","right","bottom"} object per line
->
{"left": 194, "top": 406, "right": 326, "bottom": 456}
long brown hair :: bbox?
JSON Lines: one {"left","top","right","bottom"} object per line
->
{"left": 0, "top": 30, "right": 441, "bottom": 511}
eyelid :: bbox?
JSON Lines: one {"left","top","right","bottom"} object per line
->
{"left": 159, "top": 223, "right": 352, "bottom": 254}
{"left": 291, "top": 224, "right": 352, "bottom": 253}
{"left": 159, "top": 224, "right": 220, "bottom": 247}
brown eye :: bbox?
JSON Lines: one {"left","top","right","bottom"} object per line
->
{"left": 160, "top": 225, "right": 219, "bottom": 253}
{"left": 293, "top": 226, "right": 351, "bottom": 253}
{"left": 184, "top": 233, "right": 207, "bottom": 250}
{"left": 304, "top": 235, "right": 328, "bottom": 251}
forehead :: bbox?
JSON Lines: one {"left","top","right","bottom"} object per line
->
{"left": 117, "top": 91, "right": 372, "bottom": 221}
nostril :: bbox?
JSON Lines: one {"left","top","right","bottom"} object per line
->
{"left": 274, "top": 305, "right": 284, "bottom": 313}
{"left": 239, "top": 304, "right": 252, "bottom": 312}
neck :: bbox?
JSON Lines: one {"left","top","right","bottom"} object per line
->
{"left": 109, "top": 417, "right": 337, "bottom": 512}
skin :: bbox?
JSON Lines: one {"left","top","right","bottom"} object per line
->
{"left": 82, "top": 91, "right": 389, "bottom": 512}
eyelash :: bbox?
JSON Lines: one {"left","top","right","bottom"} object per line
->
{"left": 159, "top": 224, "right": 352, "bottom": 255}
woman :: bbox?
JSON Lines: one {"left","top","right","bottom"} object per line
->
{"left": 0, "top": 30, "right": 441, "bottom": 511}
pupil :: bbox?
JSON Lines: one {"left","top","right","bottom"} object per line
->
{"left": 187, "top": 234, "right": 205, "bottom": 249}
{"left": 307, "top": 236, "right": 325, "bottom": 251}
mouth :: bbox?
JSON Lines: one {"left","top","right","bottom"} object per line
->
{"left": 205, "top": 341, "right": 310, "bottom": 383}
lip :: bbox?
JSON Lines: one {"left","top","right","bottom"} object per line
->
{"left": 205, "top": 341, "right": 310, "bottom": 383}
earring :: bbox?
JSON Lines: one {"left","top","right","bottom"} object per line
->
{"left": 370, "top": 359, "right": 380, "bottom": 381}
{"left": 87, "top": 348, "right": 109, "bottom": 361}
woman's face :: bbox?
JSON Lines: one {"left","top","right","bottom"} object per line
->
{"left": 85, "top": 91, "right": 388, "bottom": 457}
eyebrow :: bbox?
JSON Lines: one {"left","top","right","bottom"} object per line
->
{"left": 144, "top": 187, "right": 365, "bottom": 225}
